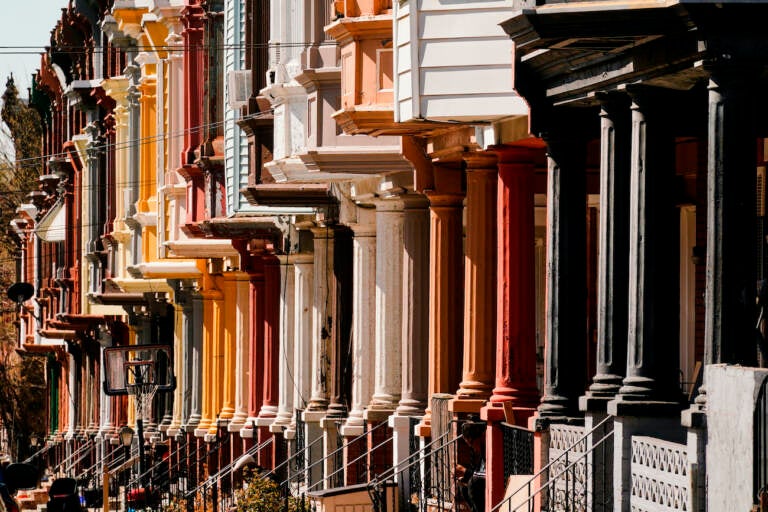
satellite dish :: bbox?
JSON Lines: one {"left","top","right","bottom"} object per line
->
{"left": 7, "top": 282, "right": 34, "bottom": 305}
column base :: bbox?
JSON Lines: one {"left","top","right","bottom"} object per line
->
{"left": 681, "top": 403, "right": 707, "bottom": 429}
{"left": 482, "top": 401, "right": 536, "bottom": 426}
{"left": 579, "top": 394, "right": 613, "bottom": 413}
{"left": 606, "top": 397, "right": 683, "bottom": 417}
{"left": 449, "top": 398, "right": 486, "bottom": 415}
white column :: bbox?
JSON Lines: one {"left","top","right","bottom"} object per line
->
{"left": 390, "top": 195, "right": 429, "bottom": 495}
{"left": 307, "top": 228, "right": 332, "bottom": 412}
{"left": 66, "top": 353, "right": 77, "bottom": 440}
{"left": 97, "top": 326, "right": 114, "bottom": 439}
{"left": 285, "top": 254, "right": 314, "bottom": 439}
{"left": 366, "top": 198, "right": 405, "bottom": 414}
{"left": 304, "top": 229, "right": 333, "bottom": 488}
{"left": 397, "top": 195, "right": 430, "bottom": 416}
{"left": 166, "top": 299, "right": 184, "bottom": 437}
{"left": 229, "top": 272, "right": 251, "bottom": 432}
{"left": 342, "top": 223, "right": 377, "bottom": 436}
{"left": 271, "top": 257, "right": 296, "bottom": 431}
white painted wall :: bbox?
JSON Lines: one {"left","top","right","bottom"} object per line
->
{"left": 393, "top": 0, "right": 528, "bottom": 123}
{"left": 707, "top": 364, "right": 768, "bottom": 512}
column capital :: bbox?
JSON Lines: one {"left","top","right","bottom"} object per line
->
{"left": 489, "top": 143, "right": 540, "bottom": 165}
{"left": 463, "top": 150, "right": 498, "bottom": 170}
{"left": 348, "top": 223, "right": 377, "bottom": 237}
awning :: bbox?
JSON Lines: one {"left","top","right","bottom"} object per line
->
{"left": 35, "top": 200, "right": 66, "bottom": 242}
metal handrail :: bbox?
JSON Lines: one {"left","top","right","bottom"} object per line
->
{"left": 193, "top": 436, "right": 274, "bottom": 495}
{"left": 304, "top": 420, "right": 395, "bottom": 492}
{"left": 22, "top": 442, "right": 53, "bottom": 464}
{"left": 490, "top": 415, "right": 615, "bottom": 512}
{"left": 261, "top": 429, "right": 325, "bottom": 482}
{"left": 187, "top": 436, "right": 273, "bottom": 497}
{"left": 54, "top": 437, "right": 94, "bottom": 473}
{"left": 55, "top": 438, "right": 96, "bottom": 476}
{"left": 366, "top": 428, "right": 453, "bottom": 486}
{"left": 77, "top": 443, "right": 133, "bottom": 483}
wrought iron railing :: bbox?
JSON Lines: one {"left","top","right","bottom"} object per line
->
{"left": 298, "top": 419, "right": 391, "bottom": 493}
{"left": 54, "top": 436, "right": 95, "bottom": 477}
{"left": 367, "top": 426, "right": 461, "bottom": 512}
{"left": 501, "top": 422, "right": 534, "bottom": 479}
{"left": 491, "top": 415, "right": 615, "bottom": 512}
{"left": 182, "top": 435, "right": 274, "bottom": 512}
{"left": 22, "top": 441, "right": 54, "bottom": 464}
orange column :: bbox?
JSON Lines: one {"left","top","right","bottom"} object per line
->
{"left": 452, "top": 152, "right": 497, "bottom": 415}
{"left": 416, "top": 165, "right": 465, "bottom": 437}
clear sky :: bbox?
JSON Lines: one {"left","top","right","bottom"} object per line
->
{"left": 0, "top": 1, "right": 70, "bottom": 98}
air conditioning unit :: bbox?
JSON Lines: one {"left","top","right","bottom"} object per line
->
{"left": 227, "top": 70, "right": 252, "bottom": 109}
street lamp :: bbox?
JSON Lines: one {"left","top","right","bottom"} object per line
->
{"left": 119, "top": 426, "right": 135, "bottom": 449}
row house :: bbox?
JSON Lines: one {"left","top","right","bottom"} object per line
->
{"left": 10, "top": 0, "right": 768, "bottom": 510}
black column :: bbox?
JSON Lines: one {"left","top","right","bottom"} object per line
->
{"left": 581, "top": 94, "right": 631, "bottom": 409}
{"left": 611, "top": 87, "right": 681, "bottom": 409}
{"left": 538, "top": 113, "right": 588, "bottom": 422}
{"left": 703, "top": 65, "right": 758, "bottom": 376}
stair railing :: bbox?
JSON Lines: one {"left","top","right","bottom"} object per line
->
{"left": 365, "top": 427, "right": 461, "bottom": 512}
{"left": 301, "top": 419, "right": 393, "bottom": 493}
{"left": 491, "top": 415, "right": 614, "bottom": 512}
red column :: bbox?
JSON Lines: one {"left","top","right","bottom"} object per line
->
{"left": 257, "top": 256, "right": 280, "bottom": 467}
{"left": 246, "top": 260, "right": 265, "bottom": 428}
{"left": 489, "top": 145, "right": 540, "bottom": 414}
{"left": 482, "top": 144, "right": 542, "bottom": 510}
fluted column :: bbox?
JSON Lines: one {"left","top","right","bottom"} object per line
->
{"left": 581, "top": 95, "right": 631, "bottom": 410}
{"left": 538, "top": 126, "right": 588, "bottom": 422}
{"left": 396, "top": 196, "right": 430, "bottom": 416}
{"left": 285, "top": 254, "right": 314, "bottom": 440}
{"left": 184, "top": 290, "right": 204, "bottom": 432}
{"left": 416, "top": 171, "right": 464, "bottom": 437}
{"left": 228, "top": 272, "right": 251, "bottom": 433}
{"left": 343, "top": 223, "right": 377, "bottom": 434}
{"left": 488, "top": 145, "right": 539, "bottom": 414}
{"left": 305, "top": 228, "right": 334, "bottom": 486}
{"left": 608, "top": 89, "right": 684, "bottom": 512}
{"left": 327, "top": 228, "right": 353, "bottom": 420}
{"left": 241, "top": 264, "right": 265, "bottom": 439}
{"left": 167, "top": 283, "right": 186, "bottom": 437}
{"left": 220, "top": 272, "right": 244, "bottom": 425}
{"left": 367, "top": 198, "right": 406, "bottom": 413}
{"left": 256, "top": 256, "right": 281, "bottom": 425}
{"left": 307, "top": 228, "right": 333, "bottom": 412}
{"left": 271, "top": 257, "right": 297, "bottom": 431}
{"left": 608, "top": 87, "right": 681, "bottom": 410}
{"left": 452, "top": 152, "right": 497, "bottom": 414}
{"left": 702, "top": 65, "right": 758, "bottom": 381}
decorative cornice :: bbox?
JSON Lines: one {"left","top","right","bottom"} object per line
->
{"left": 164, "top": 239, "right": 239, "bottom": 258}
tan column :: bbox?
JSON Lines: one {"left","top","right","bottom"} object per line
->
{"left": 452, "top": 152, "right": 498, "bottom": 414}
{"left": 228, "top": 272, "right": 251, "bottom": 433}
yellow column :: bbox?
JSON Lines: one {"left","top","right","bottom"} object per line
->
{"left": 208, "top": 274, "right": 227, "bottom": 435}
{"left": 195, "top": 273, "right": 222, "bottom": 436}
{"left": 138, "top": 62, "right": 158, "bottom": 263}
{"left": 219, "top": 272, "right": 243, "bottom": 422}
